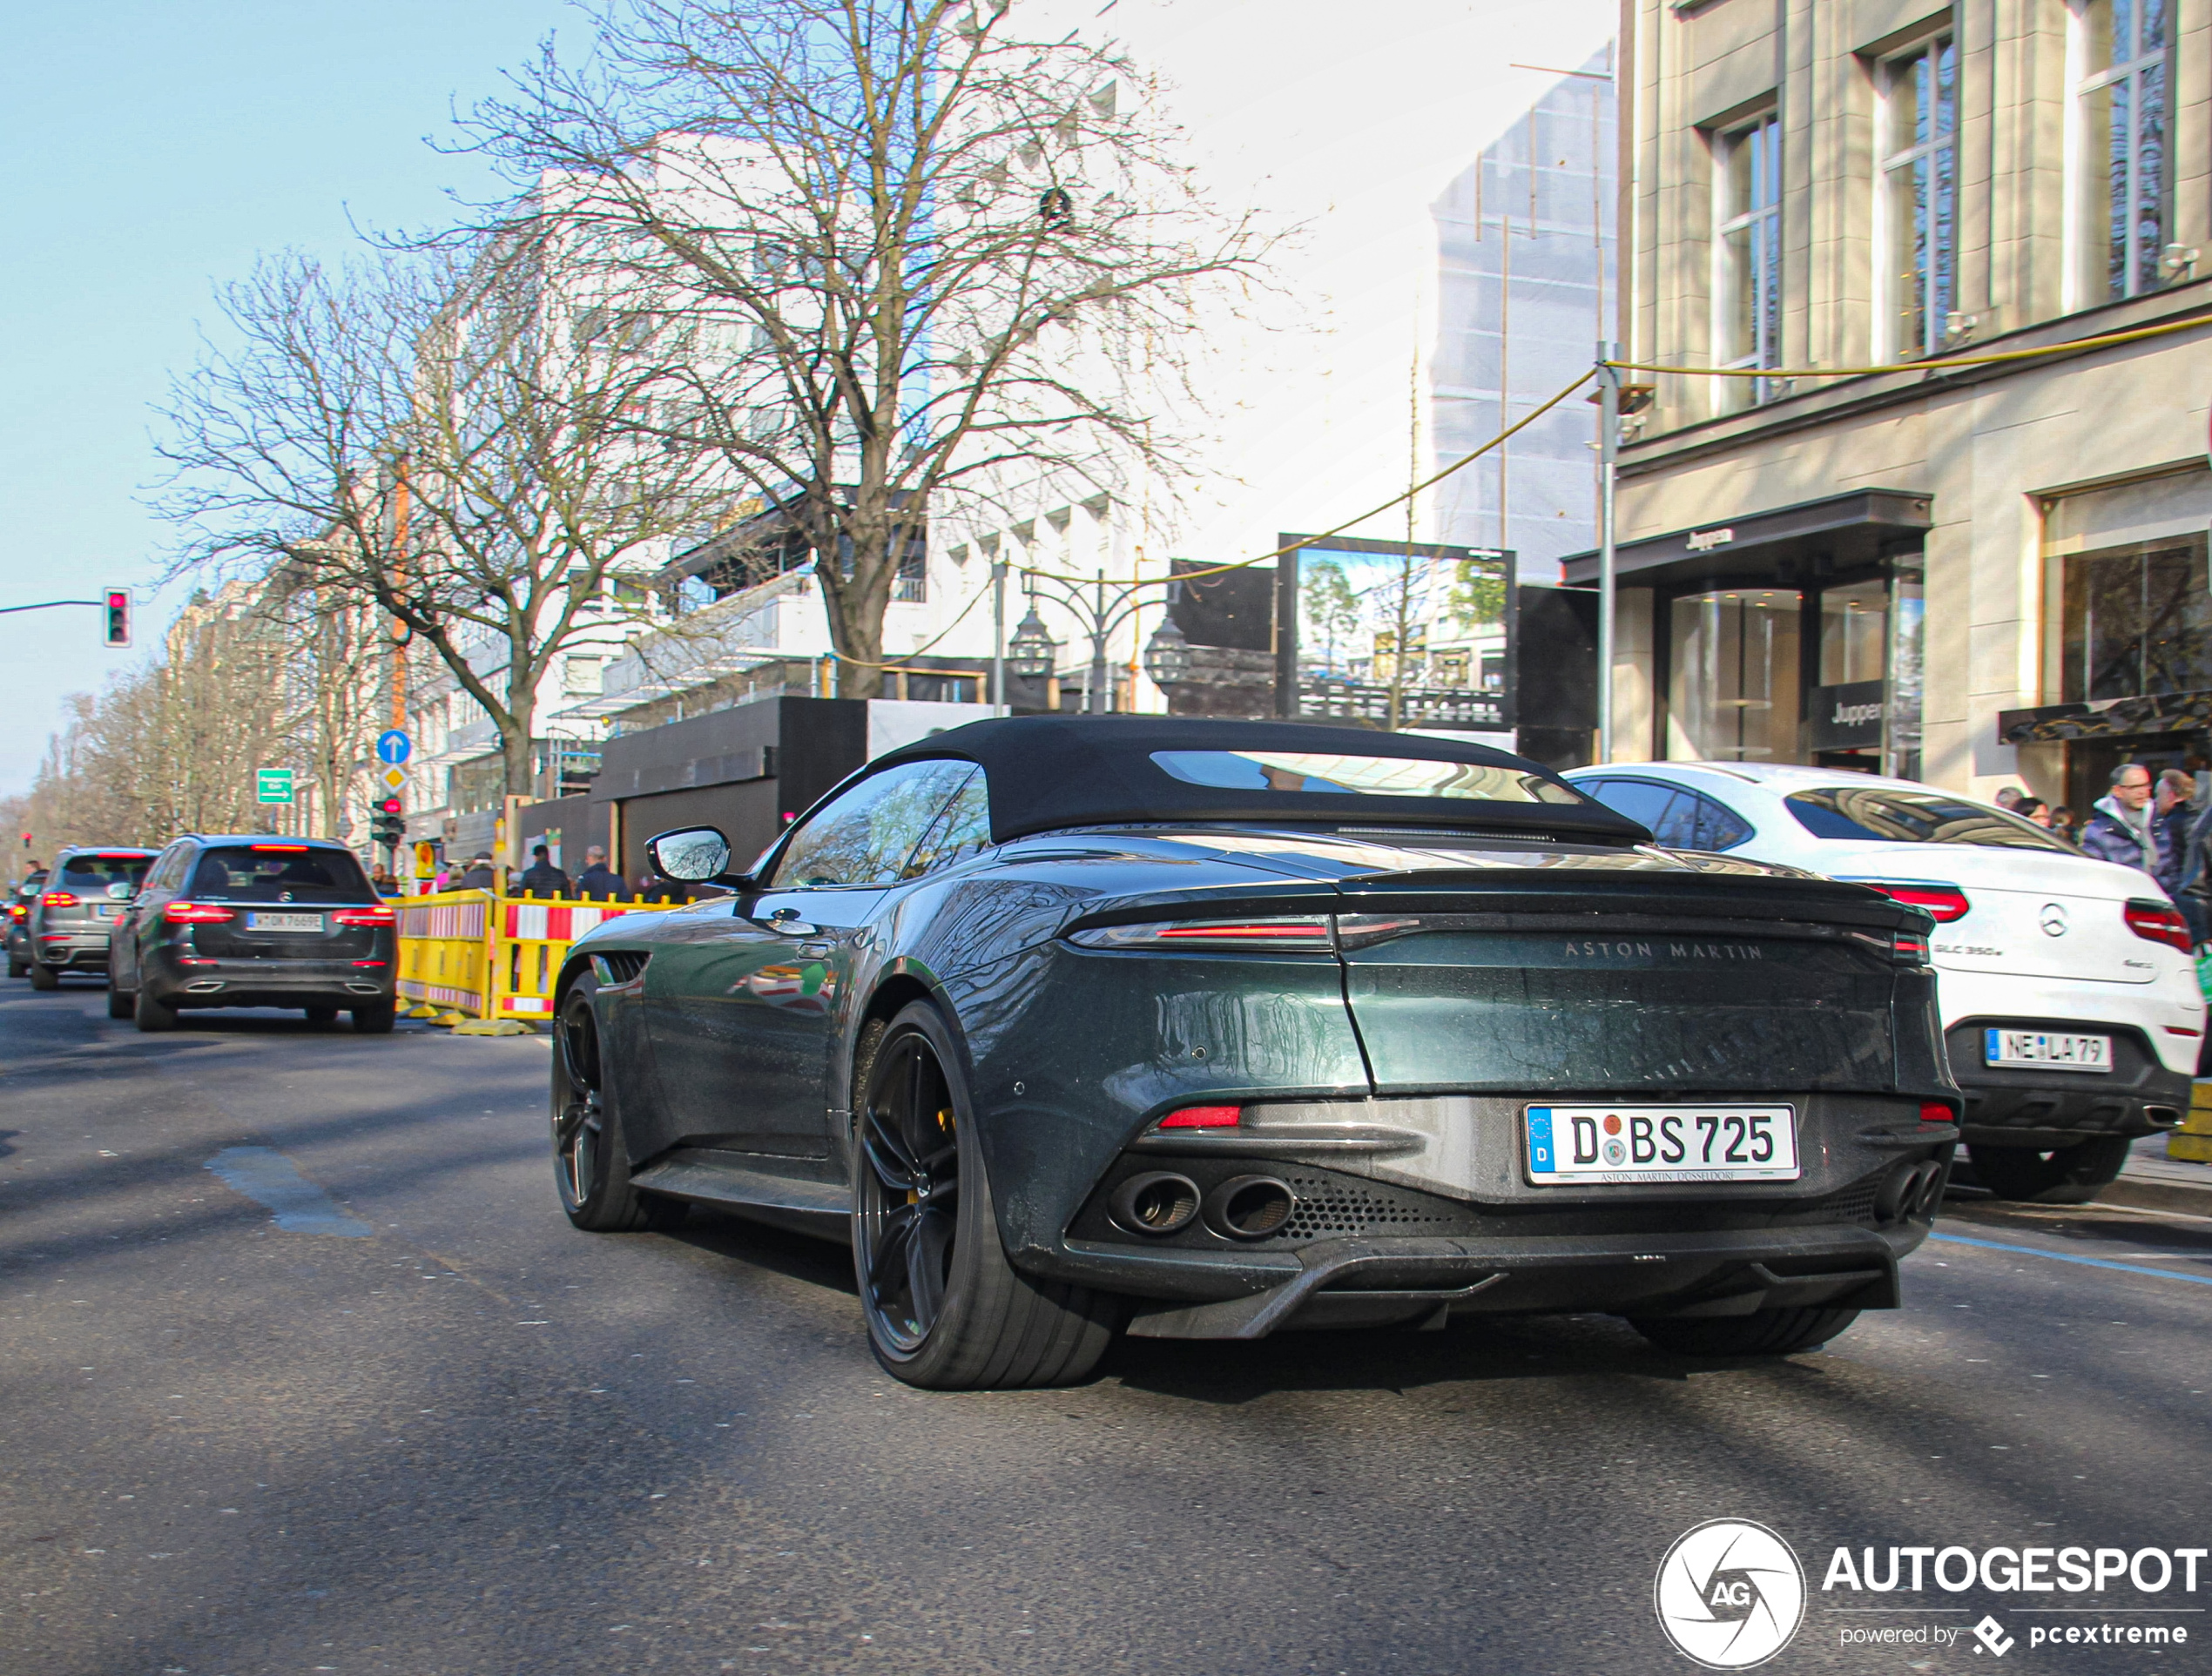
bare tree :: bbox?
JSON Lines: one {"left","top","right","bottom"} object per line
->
{"left": 462, "top": 0, "right": 1276, "bottom": 697}
{"left": 156, "top": 239, "right": 721, "bottom": 797}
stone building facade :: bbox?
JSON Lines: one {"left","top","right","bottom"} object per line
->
{"left": 1575, "top": 0, "right": 2212, "bottom": 811}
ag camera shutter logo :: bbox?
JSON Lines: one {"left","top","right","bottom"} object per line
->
{"left": 1655, "top": 1519, "right": 1806, "bottom": 1668}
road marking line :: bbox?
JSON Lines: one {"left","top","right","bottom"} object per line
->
{"left": 1927, "top": 1231, "right": 2212, "bottom": 1288}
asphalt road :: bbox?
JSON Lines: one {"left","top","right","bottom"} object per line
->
{"left": 4, "top": 981, "right": 2212, "bottom": 1676}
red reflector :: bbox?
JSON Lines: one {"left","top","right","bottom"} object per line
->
{"left": 1157, "top": 1106, "right": 1242, "bottom": 1129}
{"left": 2167, "top": 1026, "right": 2202, "bottom": 1038}
{"left": 349, "top": 959, "right": 388, "bottom": 968}
{"left": 2123, "top": 899, "right": 2195, "bottom": 953}
{"left": 38, "top": 891, "right": 78, "bottom": 908}
{"left": 1919, "top": 1101, "right": 1955, "bottom": 1124}
{"left": 1857, "top": 882, "right": 1970, "bottom": 922}
{"left": 333, "top": 907, "right": 395, "bottom": 927}
{"left": 164, "top": 902, "right": 235, "bottom": 925}
{"left": 250, "top": 844, "right": 310, "bottom": 852}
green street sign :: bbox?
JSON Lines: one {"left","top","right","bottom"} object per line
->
{"left": 256, "top": 768, "right": 294, "bottom": 804}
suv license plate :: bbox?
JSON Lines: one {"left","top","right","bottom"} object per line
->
{"left": 246, "top": 912, "right": 324, "bottom": 932}
{"left": 1985, "top": 1029, "right": 2111, "bottom": 1072}
{"left": 1525, "top": 1105, "right": 1800, "bottom": 1185}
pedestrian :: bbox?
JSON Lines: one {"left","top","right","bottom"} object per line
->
{"left": 459, "top": 854, "right": 498, "bottom": 891}
{"left": 633, "top": 872, "right": 674, "bottom": 905}
{"left": 2012, "top": 796, "right": 2049, "bottom": 827}
{"left": 1994, "top": 786, "right": 2023, "bottom": 811}
{"left": 370, "top": 865, "right": 399, "bottom": 896}
{"left": 2154, "top": 770, "right": 2197, "bottom": 899}
{"left": 2050, "top": 804, "right": 2080, "bottom": 844}
{"left": 2079, "top": 763, "right": 2161, "bottom": 878}
{"left": 574, "top": 845, "right": 628, "bottom": 902}
{"left": 516, "top": 844, "right": 573, "bottom": 899}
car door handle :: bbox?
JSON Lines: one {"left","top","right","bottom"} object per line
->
{"left": 795, "top": 939, "right": 834, "bottom": 958}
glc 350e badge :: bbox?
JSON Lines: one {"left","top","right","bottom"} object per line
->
{"left": 1655, "top": 1519, "right": 1806, "bottom": 1668}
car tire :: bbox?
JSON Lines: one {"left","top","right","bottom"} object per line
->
{"left": 134, "top": 990, "right": 179, "bottom": 1033}
{"left": 1966, "top": 1135, "right": 2132, "bottom": 1205}
{"left": 107, "top": 986, "right": 135, "bottom": 1020}
{"left": 8, "top": 954, "right": 25, "bottom": 978}
{"left": 304, "top": 1005, "right": 338, "bottom": 1026}
{"left": 349, "top": 1003, "right": 395, "bottom": 1034}
{"left": 27, "top": 961, "right": 59, "bottom": 991}
{"left": 1631, "top": 1306, "right": 1861, "bottom": 1357}
{"left": 550, "top": 979, "right": 668, "bottom": 1232}
{"left": 851, "top": 1002, "right": 1121, "bottom": 1390}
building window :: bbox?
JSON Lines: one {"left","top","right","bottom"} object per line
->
{"left": 1879, "top": 37, "right": 1957, "bottom": 358}
{"left": 2075, "top": 0, "right": 2172, "bottom": 304}
{"left": 2058, "top": 534, "right": 2212, "bottom": 701}
{"left": 1715, "top": 112, "right": 1783, "bottom": 406}
{"left": 1667, "top": 589, "right": 1803, "bottom": 762}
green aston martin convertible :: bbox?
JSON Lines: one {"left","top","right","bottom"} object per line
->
{"left": 550, "top": 717, "right": 1958, "bottom": 1389}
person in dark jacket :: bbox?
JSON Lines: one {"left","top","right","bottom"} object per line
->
{"left": 573, "top": 846, "right": 628, "bottom": 902}
{"left": 2079, "top": 763, "right": 2161, "bottom": 879}
{"left": 2153, "top": 770, "right": 2196, "bottom": 899}
{"left": 516, "top": 845, "right": 572, "bottom": 899}
{"left": 459, "top": 855, "right": 498, "bottom": 891}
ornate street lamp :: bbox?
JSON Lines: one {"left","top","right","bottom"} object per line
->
{"left": 1007, "top": 608, "right": 1059, "bottom": 680}
{"left": 1141, "top": 615, "right": 1193, "bottom": 688}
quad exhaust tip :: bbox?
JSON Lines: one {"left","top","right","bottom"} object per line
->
{"left": 1204, "top": 1175, "right": 1295, "bottom": 1241}
{"left": 1108, "top": 1172, "right": 1201, "bottom": 1237}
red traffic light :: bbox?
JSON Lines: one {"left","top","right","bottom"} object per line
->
{"left": 378, "top": 797, "right": 403, "bottom": 815}
{"left": 102, "top": 588, "right": 131, "bottom": 649}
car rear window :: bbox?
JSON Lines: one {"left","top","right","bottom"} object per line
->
{"left": 58, "top": 854, "right": 154, "bottom": 890}
{"left": 1784, "top": 788, "right": 2073, "bottom": 851}
{"left": 187, "top": 845, "right": 375, "bottom": 902}
{"left": 1151, "top": 750, "right": 1583, "bottom": 804}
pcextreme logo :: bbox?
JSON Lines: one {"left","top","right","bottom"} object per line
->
{"left": 1655, "top": 1519, "right": 1807, "bottom": 1669}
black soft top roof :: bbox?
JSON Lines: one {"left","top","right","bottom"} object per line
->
{"left": 867, "top": 716, "right": 1648, "bottom": 845}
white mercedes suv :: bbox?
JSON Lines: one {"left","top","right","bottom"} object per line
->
{"left": 1565, "top": 762, "right": 2200, "bottom": 1203}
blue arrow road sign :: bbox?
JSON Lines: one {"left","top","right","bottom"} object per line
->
{"left": 375, "top": 730, "right": 412, "bottom": 766}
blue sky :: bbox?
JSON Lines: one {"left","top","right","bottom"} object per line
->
{"left": 0, "top": 0, "right": 578, "bottom": 796}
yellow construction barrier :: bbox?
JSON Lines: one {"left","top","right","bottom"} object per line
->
{"left": 2171, "top": 1080, "right": 2212, "bottom": 1164}
{"left": 395, "top": 891, "right": 680, "bottom": 1025}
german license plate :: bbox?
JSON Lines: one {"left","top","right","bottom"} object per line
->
{"left": 95, "top": 905, "right": 120, "bottom": 920}
{"left": 246, "top": 912, "right": 323, "bottom": 932}
{"left": 1985, "top": 1028, "right": 2110, "bottom": 1072}
{"left": 1524, "top": 1105, "right": 1800, "bottom": 1184}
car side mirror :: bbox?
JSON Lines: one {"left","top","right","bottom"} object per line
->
{"left": 647, "top": 826, "right": 740, "bottom": 884}
{"left": 106, "top": 882, "right": 135, "bottom": 901}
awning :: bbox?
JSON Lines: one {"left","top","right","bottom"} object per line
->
{"left": 1560, "top": 488, "right": 1933, "bottom": 590}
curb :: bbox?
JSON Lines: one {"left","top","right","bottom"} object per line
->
{"left": 2098, "top": 1175, "right": 2212, "bottom": 1216}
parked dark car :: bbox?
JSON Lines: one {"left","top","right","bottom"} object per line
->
{"left": 546, "top": 717, "right": 1959, "bottom": 1390}
{"left": 108, "top": 835, "right": 396, "bottom": 1032}
{"left": 24, "top": 848, "right": 158, "bottom": 989}
{"left": 6, "top": 869, "right": 49, "bottom": 978}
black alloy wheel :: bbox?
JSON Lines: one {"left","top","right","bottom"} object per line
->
{"left": 28, "top": 960, "right": 58, "bottom": 991}
{"left": 1966, "top": 1135, "right": 2132, "bottom": 1205}
{"left": 550, "top": 981, "right": 676, "bottom": 1232}
{"left": 349, "top": 1002, "right": 395, "bottom": 1034}
{"left": 134, "top": 988, "right": 178, "bottom": 1032}
{"left": 304, "top": 1005, "right": 338, "bottom": 1026}
{"left": 106, "top": 981, "right": 134, "bottom": 1020}
{"left": 850, "top": 1002, "right": 1118, "bottom": 1390}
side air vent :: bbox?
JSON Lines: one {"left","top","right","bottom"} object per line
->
{"left": 590, "top": 951, "right": 651, "bottom": 986}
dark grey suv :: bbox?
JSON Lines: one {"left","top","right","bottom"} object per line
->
{"left": 24, "top": 849, "right": 158, "bottom": 990}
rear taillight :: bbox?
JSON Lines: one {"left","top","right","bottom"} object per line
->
{"left": 1919, "top": 1101, "right": 1957, "bottom": 1124}
{"left": 333, "top": 906, "right": 395, "bottom": 927}
{"left": 8, "top": 904, "right": 24, "bottom": 922}
{"left": 1069, "top": 917, "right": 1334, "bottom": 952}
{"left": 1851, "top": 881, "right": 1970, "bottom": 922}
{"left": 2124, "top": 899, "right": 2194, "bottom": 953}
{"left": 163, "top": 902, "right": 235, "bottom": 925}
{"left": 38, "top": 891, "right": 78, "bottom": 909}
{"left": 1892, "top": 931, "right": 1931, "bottom": 965}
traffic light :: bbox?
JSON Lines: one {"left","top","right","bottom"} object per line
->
{"left": 102, "top": 588, "right": 130, "bottom": 649}
{"left": 371, "top": 797, "right": 406, "bottom": 850}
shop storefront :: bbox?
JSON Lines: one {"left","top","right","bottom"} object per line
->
{"left": 1562, "top": 488, "right": 1932, "bottom": 776}
{"left": 1999, "top": 468, "right": 2212, "bottom": 813}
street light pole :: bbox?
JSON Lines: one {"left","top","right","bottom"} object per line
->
{"left": 1089, "top": 570, "right": 1110, "bottom": 713}
{"left": 1595, "top": 344, "right": 1620, "bottom": 764}
{"left": 990, "top": 560, "right": 1007, "bottom": 714}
